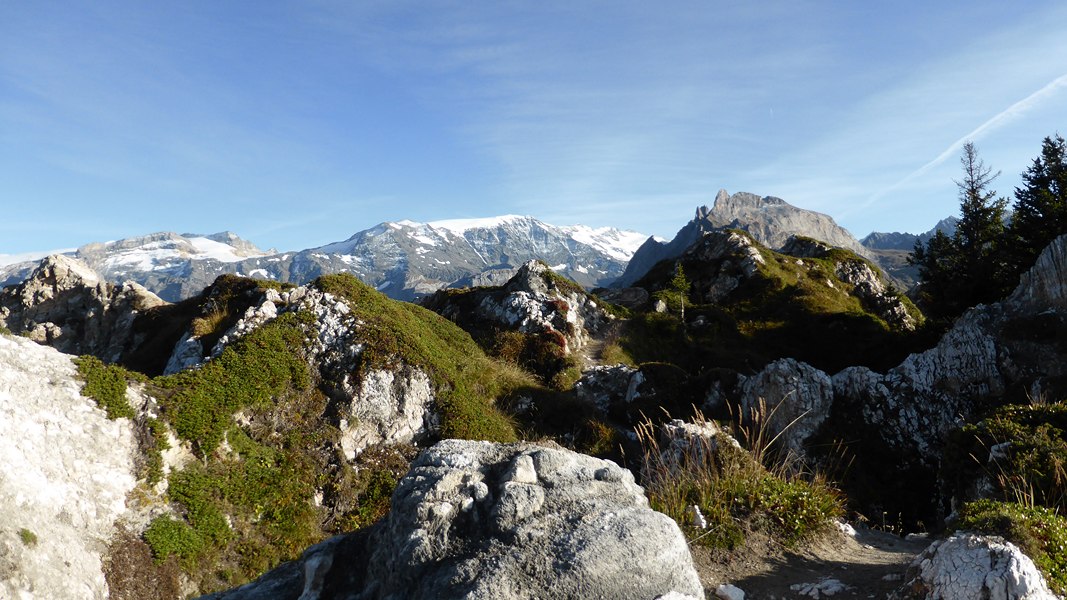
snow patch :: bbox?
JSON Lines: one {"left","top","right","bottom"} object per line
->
{"left": 560, "top": 225, "right": 651, "bottom": 261}
{"left": 427, "top": 215, "right": 527, "bottom": 234}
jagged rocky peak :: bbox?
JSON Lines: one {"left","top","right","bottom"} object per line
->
{"left": 424, "top": 259, "right": 613, "bottom": 356}
{"left": 706, "top": 189, "right": 868, "bottom": 256}
{"left": 615, "top": 188, "right": 873, "bottom": 287}
{"left": 0, "top": 254, "right": 165, "bottom": 361}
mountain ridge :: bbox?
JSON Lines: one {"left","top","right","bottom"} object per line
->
{"left": 615, "top": 189, "right": 873, "bottom": 287}
{"left": 0, "top": 218, "right": 649, "bottom": 302}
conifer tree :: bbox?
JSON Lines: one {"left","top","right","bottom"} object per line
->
{"left": 910, "top": 142, "right": 1006, "bottom": 319}
{"left": 669, "top": 263, "right": 690, "bottom": 320}
{"left": 1004, "top": 134, "right": 1067, "bottom": 283}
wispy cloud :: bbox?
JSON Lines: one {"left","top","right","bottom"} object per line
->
{"left": 870, "top": 72, "right": 1067, "bottom": 205}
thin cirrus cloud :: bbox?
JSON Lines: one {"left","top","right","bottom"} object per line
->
{"left": 3, "top": 2, "right": 1066, "bottom": 254}
{"left": 306, "top": 2, "right": 835, "bottom": 237}
{"left": 881, "top": 72, "right": 1067, "bottom": 197}
{"left": 743, "top": 5, "right": 1067, "bottom": 237}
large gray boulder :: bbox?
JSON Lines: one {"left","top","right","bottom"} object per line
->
{"left": 739, "top": 358, "right": 834, "bottom": 456}
{"left": 203, "top": 440, "right": 704, "bottom": 600}
{"left": 366, "top": 439, "right": 703, "bottom": 599}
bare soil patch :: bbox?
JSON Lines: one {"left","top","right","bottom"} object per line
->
{"left": 692, "top": 527, "right": 931, "bottom": 599}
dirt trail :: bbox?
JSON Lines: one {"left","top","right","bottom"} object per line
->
{"left": 693, "top": 527, "right": 932, "bottom": 599}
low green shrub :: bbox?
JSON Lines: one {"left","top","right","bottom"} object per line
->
{"left": 144, "top": 517, "right": 203, "bottom": 564}
{"left": 957, "top": 499, "right": 1067, "bottom": 594}
{"left": 946, "top": 403, "right": 1067, "bottom": 512}
{"left": 18, "top": 528, "right": 37, "bottom": 547}
{"left": 73, "top": 355, "right": 136, "bottom": 420}
{"left": 143, "top": 417, "right": 170, "bottom": 486}
{"left": 151, "top": 311, "right": 312, "bottom": 454}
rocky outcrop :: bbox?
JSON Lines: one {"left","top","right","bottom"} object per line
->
{"left": 780, "top": 236, "right": 917, "bottom": 330}
{"left": 833, "top": 258, "right": 917, "bottom": 330}
{"left": 574, "top": 364, "right": 644, "bottom": 413}
{"left": 338, "top": 367, "right": 437, "bottom": 460}
{"left": 739, "top": 358, "right": 834, "bottom": 456}
{"left": 428, "top": 260, "right": 614, "bottom": 354}
{"left": 0, "top": 255, "right": 165, "bottom": 362}
{"left": 894, "top": 533, "right": 1056, "bottom": 600}
{"left": 616, "top": 190, "right": 874, "bottom": 287}
{"left": 725, "top": 234, "right": 1067, "bottom": 527}
{"left": 0, "top": 334, "right": 139, "bottom": 599}
{"left": 683, "top": 230, "right": 766, "bottom": 303}
{"left": 203, "top": 440, "right": 704, "bottom": 600}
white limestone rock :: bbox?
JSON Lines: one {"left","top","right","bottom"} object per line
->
{"left": 448, "top": 260, "right": 612, "bottom": 354}
{"left": 0, "top": 335, "right": 138, "bottom": 599}
{"left": 833, "top": 258, "right": 916, "bottom": 330}
{"left": 338, "top": 366, "right": 438, "bottom": 460}
{"left": 739, "top": 358, "right": 834, "bottom": 456}
{"left": 895, "top": 532, "right": 1056, "bottom": 600}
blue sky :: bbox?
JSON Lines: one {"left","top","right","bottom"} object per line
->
{"left": 2, "top": 1, "right": 1065, "bottom": 254}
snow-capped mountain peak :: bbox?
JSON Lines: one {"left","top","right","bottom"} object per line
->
{"left": 425, "top": 215, "right": 529, "bottom": 235}
{"left": 2, "top": 217, "right": 651, "bottom": 302}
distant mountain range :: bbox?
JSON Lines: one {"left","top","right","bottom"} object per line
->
{"left": 859, "top": 217, "right": 958, "bottom": 287}
{"left": 0, "top": 217, "right": 650, "bottom": 302}
{"left": 1, "top": 195, "right": 960, "bottom": 299}
{"left": 860, "top": 217, "right": 959, "bottom": 251}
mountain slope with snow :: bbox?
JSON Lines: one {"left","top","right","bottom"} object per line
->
{"left": 0, "top": 219, "right": 648, "bottom": 302}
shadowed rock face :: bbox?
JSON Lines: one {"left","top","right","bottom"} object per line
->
{"left": 0, "top": 254, "right": 165, "bottom": 362}
{"left": 734, "top": 234, "right": 1067, "bottom": 526}
{"left": 199, "top": 440, "right": 705, "bottom": 600}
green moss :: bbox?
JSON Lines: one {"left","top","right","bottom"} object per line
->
{"left": 73, "top": 355, "right": 136, "bottom": 420}
{"left": 144, "top": 517, "right": 203, "bottom": 564}
{"left": 957, "top": 500, "right": 1067, "bottom": 594}
{"left": 152, "top": 311, "right": 312, "bottom": 454}
{"left": 143, "top": 417, "right": 170, "bottom": 486}
{"left": 18, "top": 528, "right": 37, "bottom": 547}
{"left": 0, "top": 324, "right": 10, "bottom": 336}
{"left": 317, "top": 273, "right": 524, "bottom": 442}
{"left": 336, "top": 468, "right": 398, "bottom": 531}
